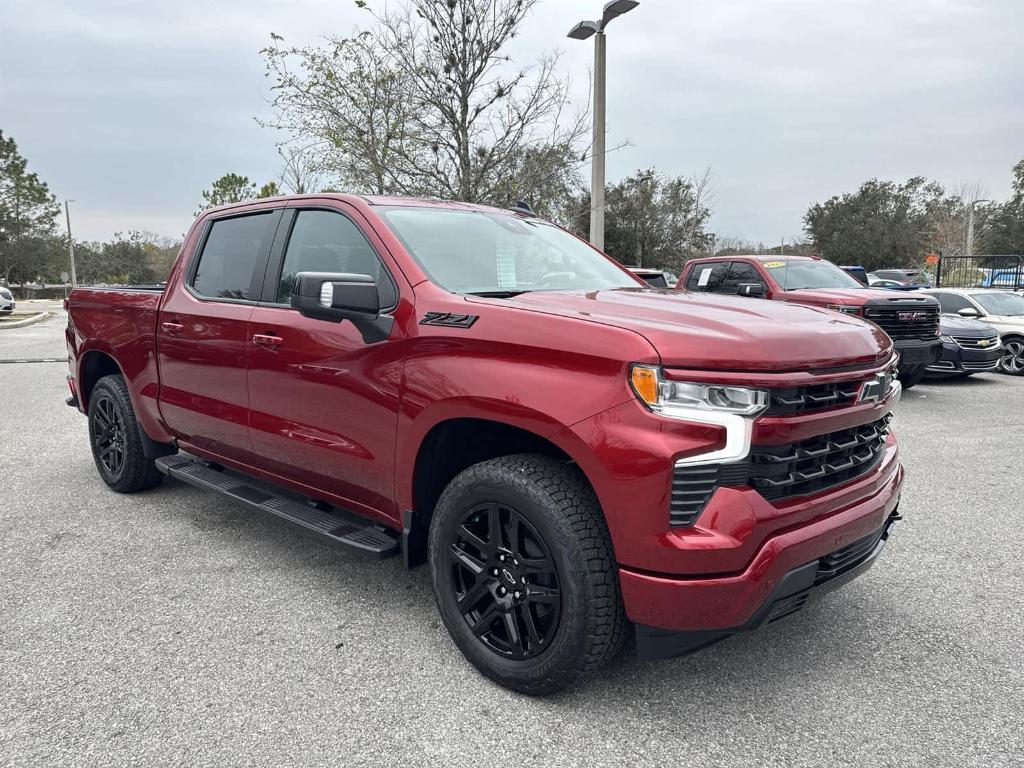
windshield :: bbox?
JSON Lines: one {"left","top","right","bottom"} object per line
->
{"left": 974, "top": 292, "right": 1024, "bottom": 316}
{"left": 377, "top": 207, "right": 641, "bottom": 295}
{"left": 762, "top": 260, "right": 866, "bottom": 290}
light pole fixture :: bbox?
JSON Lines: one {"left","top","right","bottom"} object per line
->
{"left": 568, "top": 0, "right": 639, "bottom": 252}
{"left": 966, "top": 198, "right": 991, "bottom": 259}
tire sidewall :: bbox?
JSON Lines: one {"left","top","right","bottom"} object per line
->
{"left": 428, "top": 466, "right": 594, "bottom": 691}
{"left": 88, "top": 380, "right": 128, "bottom": 486}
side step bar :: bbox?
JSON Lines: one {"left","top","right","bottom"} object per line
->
{"left": 155, "top": 455, "right": 400, "bottom": 559}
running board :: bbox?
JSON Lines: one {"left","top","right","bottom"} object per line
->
{"left": 155, "top": 455, "right": 400, "bottom": 559}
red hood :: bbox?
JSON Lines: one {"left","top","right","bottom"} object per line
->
{"left": 780, "top": 287, "right": 900, "bottom": 305}
{"left": 470, "top": 289, "right": 892, "bottom": 372}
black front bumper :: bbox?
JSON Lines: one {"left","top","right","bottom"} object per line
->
{"left": 926, "top": 340, "right": 1001, "bottom": 376}
{"left": 635, "top": 509, "right": 902, "bottom": 660}
{"left": 893, "top": 338, "right": 942, "bottom": 366}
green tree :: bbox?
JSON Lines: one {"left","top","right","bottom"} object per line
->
{"left": 0, "top": 130, "right": 61, "bottom": 283}
{"left": 803, "top": 177, "right": 948, "bottom": 270}
{"left": 196, "top": 173, "right": 279, "bottom": 215}
{"left": 985, "top": 159, "right": 1024, "bottom": 255}
{"left": 570, "top": 170, "right": 713, "bottom": 271}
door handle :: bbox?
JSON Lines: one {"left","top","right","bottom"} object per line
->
{"left": 161, "top": 321, "right": 184, "bottom": 334}
{"left": 252, "top": 333, "right": 284, "bottom": 348}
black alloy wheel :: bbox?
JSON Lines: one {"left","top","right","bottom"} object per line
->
{"left": 449, "top": 502, "right": 561, "bottom": 660}
{"left": 87, "top": 374, "right": 166, "bottom": 492}
{"left": 92, "top": 393, "right": 128, "bottom": 477}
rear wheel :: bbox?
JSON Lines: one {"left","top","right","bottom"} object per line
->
{"left": 428, "top": 454, "right": 626, "bottom": 695}
{"left": 999, "top": 337, "right": 1024, "bottom": 375}
{"left": 88, "top": 375, "right": 165, "bottom": 493}
{"left": 897, "top": 364, "right": 926, "bottom": 389}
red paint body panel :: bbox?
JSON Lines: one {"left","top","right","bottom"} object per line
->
{"left": 66, "top": 194, "right": 906, "bottom": 635}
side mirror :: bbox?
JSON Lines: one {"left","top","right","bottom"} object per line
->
{"left": 957, "top": 307, "right": 982, "bottom": 318}
{"left": 291, "top": 272, "right": 380, "bottom": 323}
{"left": 737, "top": 282, "right": 765, "bottom": 298}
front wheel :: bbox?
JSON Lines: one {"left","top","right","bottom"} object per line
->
{"left": 88, "top": 375, "right": 165, "bottom": 493}
{"left": 897, "top": 364, "right": 926, "bottom": 389}
{"left": 999, "top": 337, "right": 1024, "bottom": 375}
{"left": 428, "top": 454, "right": 626, "bottom": 695}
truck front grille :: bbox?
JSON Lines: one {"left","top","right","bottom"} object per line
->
{"left": 747, "top": 414, "right": 892, "bottom": 501}
{"left": 863, "top": 305, "right": 939, "bottom": 341}
{"left": 765, "top": 380, "right": 864, "bottom": 416}
{"left": 669, "top": 414, "right": 894, "bottom": 526}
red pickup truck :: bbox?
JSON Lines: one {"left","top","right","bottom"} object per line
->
{"left": 678, "top": 254, "right": 942, "bottom": 388}
{"left": 66, "top": 195, "right": 904, "bottom": 694}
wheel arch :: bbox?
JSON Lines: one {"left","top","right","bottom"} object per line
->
{"left": 402, "top": 414, "right": 599, "bottom": 568}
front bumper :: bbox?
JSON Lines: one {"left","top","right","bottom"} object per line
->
{"left": 893, "top": 338, "right": 942, "bottom": 366}
{"left": 926, "top": 339, "right": 1001, "bottom": 376}
{"left": 634, "top": 508, "right": 901, "bottom": 659}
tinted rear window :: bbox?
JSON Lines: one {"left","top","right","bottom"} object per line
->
{"left": 192, "top": 213, "right": 276, "bottom": 300}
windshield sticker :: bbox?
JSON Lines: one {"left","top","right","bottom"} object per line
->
{"left": 697, "top": 268, "right": 712, "bottom": 287}
{"left": 763, "top": 261, "right": 785, "bottom": 268}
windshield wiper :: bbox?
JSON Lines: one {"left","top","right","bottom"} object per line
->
{"left": 465, "top": 290, "right": 531, "bottom": 298}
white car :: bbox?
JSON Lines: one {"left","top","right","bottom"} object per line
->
{"left": 920, "top": 288, "right": 1024, "bottom": 375}
{"left": 0, "top": 286, "right": 15, "bottom": 314}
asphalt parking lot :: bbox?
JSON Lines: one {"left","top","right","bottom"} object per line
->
{"left": 1, "top": 314, "right": 1022, "bottom": 767}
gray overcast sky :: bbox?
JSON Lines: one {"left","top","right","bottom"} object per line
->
{"left": 2, "top": 0, "right": 1022, "bottom": 243}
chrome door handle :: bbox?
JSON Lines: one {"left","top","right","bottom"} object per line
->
{"left": 161, "top": 321, "right": 184, "bottom": 334}
{"left": 252, "top": 334, "right": 284, "bottom": 348}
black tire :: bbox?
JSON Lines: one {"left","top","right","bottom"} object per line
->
{"left": 428, "top": 454, "right": 626, "bottom": 695}
{"left": 88, "top": 375, "right": 165, "bottom": 493}
{"left": 897, "top": 364, "right": 926, "bottom": 389}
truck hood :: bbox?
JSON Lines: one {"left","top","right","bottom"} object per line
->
{"left": 475, "top": 288, "right": 892, "bottom": 372}
{"left": 779, "top": 286, "right": 901, "bottom": 305}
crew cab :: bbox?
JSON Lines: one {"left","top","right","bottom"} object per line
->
{"left": 677, "top": 255, "right": 942, "bottom": 388}
{"left": 66, "top": 195, "right": 904, "bottom": 694}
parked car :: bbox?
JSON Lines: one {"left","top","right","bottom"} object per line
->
{"left": 920, "top": 288, "right": 1024, "bottom": 375}
{"left": 872, "top": 269, "right": 932, "bottom": 288}
{"left": 677, "top": 255, "right": 941, "bottom": 388}
{"left": 0, "top": 286, "right": 15, "bottom": 314}
{"left": 925, "top": 315, "right": 1002, "bottom": 379}
{"left": 628, "top": 267, "right": 670, "bottom": 288}
{"left": 66, "top": 195, "right": 905, "bottom": 694}
{"left": 870, "top": 278, "right": 918, "bottom": 291}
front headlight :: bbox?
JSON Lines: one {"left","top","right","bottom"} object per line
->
{"left": 826, "top": 304, "right": 860, "bottom": 315}
{"left": 630, "top": 365, "right": 768, "bottom": 417}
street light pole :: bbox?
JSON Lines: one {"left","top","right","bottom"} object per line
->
{"left": 568, "top": 1, "right": 639, "bottom": 253}
{"left": 64, "top": 199, "right": 78, "bottom": 288}
{"left": 591, "top": 30, "right": 607, "bottom": 252}
{"left": 966, "top": 198, "right": 991, "bottom": 259}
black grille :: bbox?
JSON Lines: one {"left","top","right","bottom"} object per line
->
{"left": 766, "top": 380, "right": 864, "bottom": 416}
{"left": 669, "top": 415, "right": 893, "bottom": 526}
{"left": 747, "top": 414, "right": 892, "bottom": 501}
{"left": 951, "top": 335, "right": 999, "bottom": 349}
{"left": 670, "top": 464, "right": 749, "bottom": 527}
{"left": 863, "top": 304, "right": 939, "bottom": 341}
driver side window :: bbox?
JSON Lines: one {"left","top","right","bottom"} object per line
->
{"left": 277, "top": 210, "right": 397, "bottom": 307}
{"left": 933, "top": 292, "right": 974, "bottom": 315}
{"left": 685, "top": 262, "right": 729, "bottom": 292}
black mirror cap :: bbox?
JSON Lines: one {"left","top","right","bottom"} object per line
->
{"left": 738, "top": 282, "right": 765, "bottom": 297}
{"left": 291, "top": 272, "right": 380, "bottom": 322}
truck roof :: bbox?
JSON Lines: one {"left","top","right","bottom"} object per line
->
{"left": 200, "top": 193, "right": 524, "bottom": 218}
{"left": 688, "top": 254, "right": 818, "bottom": 264}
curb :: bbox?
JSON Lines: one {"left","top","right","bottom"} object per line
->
{"left": 0, "top": 312, "right": 52, "bottom": 330}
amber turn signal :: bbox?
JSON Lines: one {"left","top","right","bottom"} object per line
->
{"left": 630, "top": 365, "right": 660, "bottom": 406}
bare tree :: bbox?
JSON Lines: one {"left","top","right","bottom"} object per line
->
{"left": 277, "top": 146, "right": 323, "bottom": 195}
{"left": 261, "top": 0, "right": 588, "bottom": 206}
